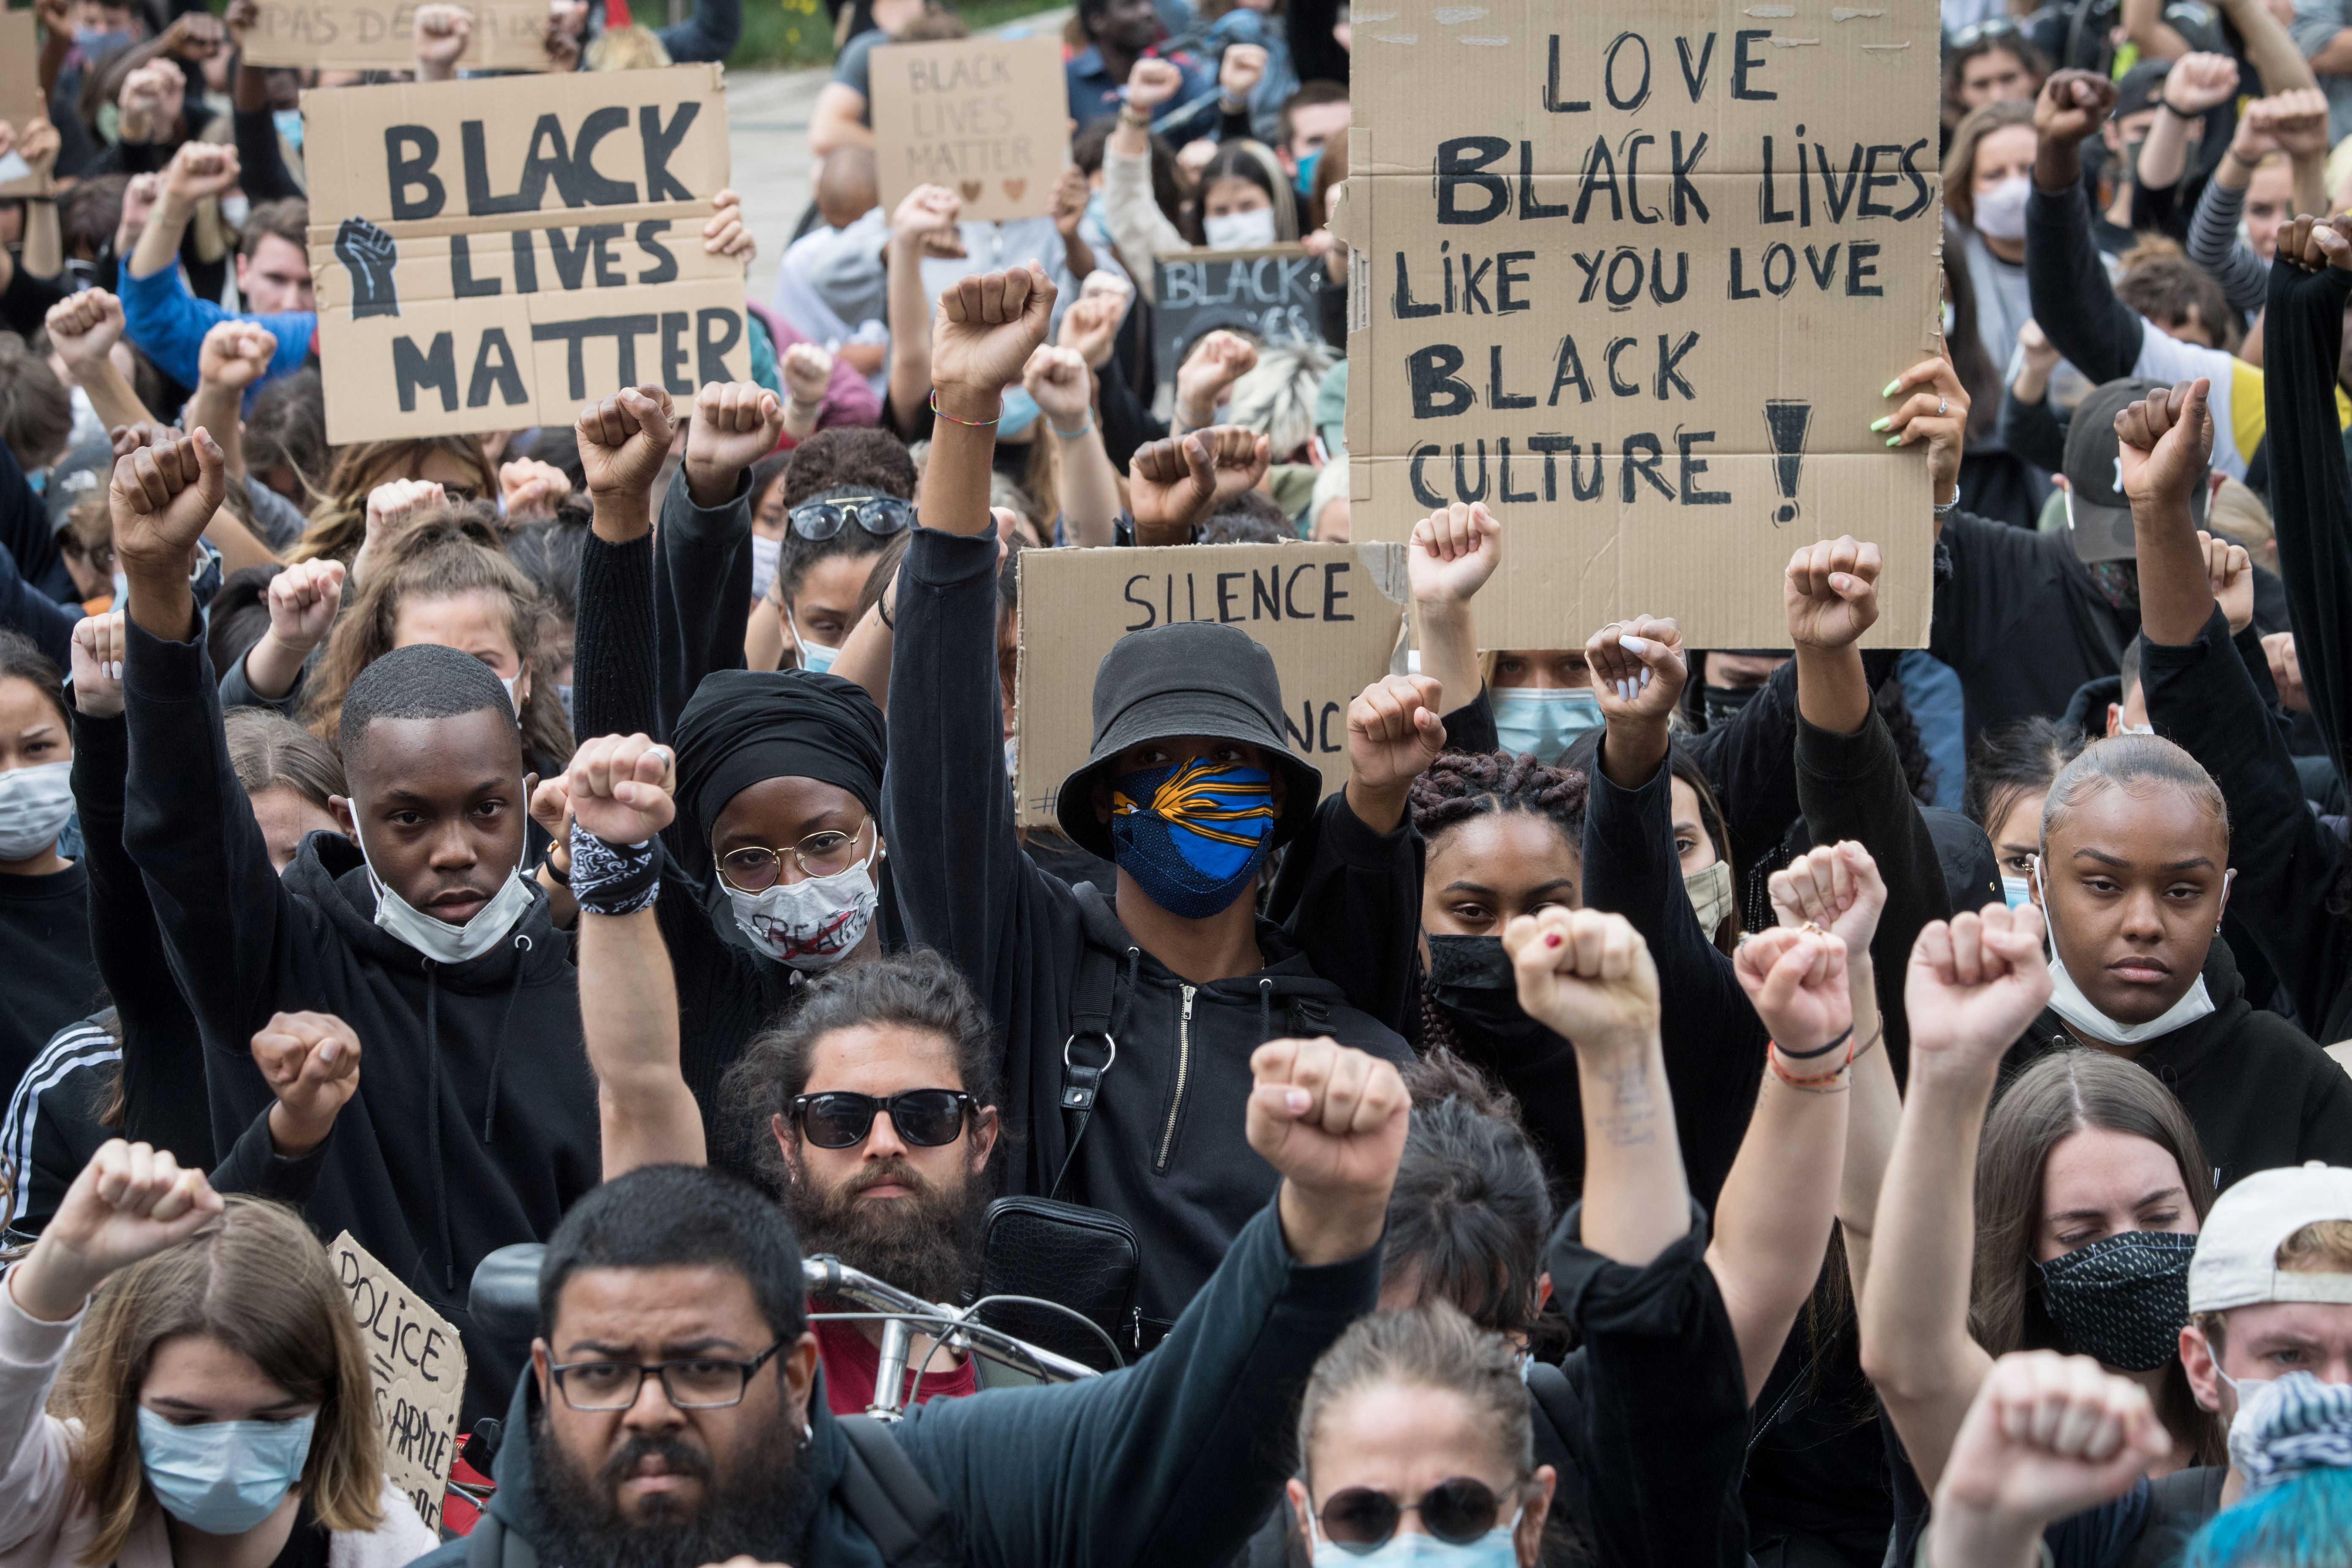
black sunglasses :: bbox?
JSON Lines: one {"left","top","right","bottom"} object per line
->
{"left": 792, "top": 1089, "right": 975, "bottom": 1149}
{"left": 1316, "top": 1478, "right": 1511, "bottom": 1553}
{"left": 789, "top": 495, "right": 915, "bottom": 541}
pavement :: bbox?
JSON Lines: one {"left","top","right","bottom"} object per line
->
{"left": 723, "top": 8, "right": 1072, "bottom": 307}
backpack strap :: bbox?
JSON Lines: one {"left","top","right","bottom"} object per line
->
{"left": 466, "top": 1509, "right": 537, "bottom": 1568}
{"left": 834, "top": 1414, "right": 964, "bottom": 1568}
{"left": 1049, "top": 943, "right": 1127, "bottom": 1200}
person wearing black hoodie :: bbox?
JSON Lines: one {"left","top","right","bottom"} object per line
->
{"left": 2011, "top": 370, "right": 2352, "bottom": 1190}
{"left": 110, "top": 426, "right": 599, "bottom": 1428}
{"left": 415, "top": 1036, "right": 1405, "bottom": 1568}
{"left": 882, "top": 263, "right": 1433, "bottom": 1346}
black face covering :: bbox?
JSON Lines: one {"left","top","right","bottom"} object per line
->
{"left": 1701, "top": 683, "right": 1762, "bottom": 730}
{"left": 2036, "top": 1229, "right": 2197, "bottom": 1372}
{"left": 1425, "top": 934, "right": 1546, "bottom": 1041}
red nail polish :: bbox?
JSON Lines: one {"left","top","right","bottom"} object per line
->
{"left": 1545, "top": 932, "right": 1563, "bottom": 948}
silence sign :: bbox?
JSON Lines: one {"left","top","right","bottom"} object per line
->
{"left": 329, "top": 1231, "right": 466, "bottom": 1533}
{"left": 1015, "top": 543, "right": 1407, "bottom": 829}
{"left": 1151, "top": 246, "right": 1328, "bottom": 386}
{"left": 303, "top": 66, "right": 748, "bottom": 442}
{"left": 1332, "top": 0, "right": 1942, "bottom": 648}
{"left": 241, "top": 0, "right": 551, "bottom": 71}
{"left": 868, "top": 34, "right": 1066, "bottom": 223}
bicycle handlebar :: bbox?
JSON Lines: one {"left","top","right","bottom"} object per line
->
{"left": 802, "top": 1255, "right": 1104, "bottom": 1391}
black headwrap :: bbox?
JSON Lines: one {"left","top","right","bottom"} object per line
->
{"left": 672, "top": 669, "right": 887, "bottom": 834}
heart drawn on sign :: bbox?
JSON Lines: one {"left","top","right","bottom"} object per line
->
{"left": 960, "top": 180, "right": 983, "bottom": 201}
{"left": 1002, "top": 178, "right": 1026, "bottom": 202}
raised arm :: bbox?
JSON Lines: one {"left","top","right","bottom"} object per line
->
{"left": 1406, "top": 501, "right": 1500, "bottom": 727}
{"left": 565, "top": 732, "right": 704, "bottom": 1178}
{"left": 188, "top": 318, "right": 276, "bottom": 485}
{"left": 655, "top": 380, "right": 784, "bottom": 744}
{"left": 1858, "top": 904, "right": 2056, "bottom": 1492}
{"left": 46, "top": 291, "right": 151, "bottom": 434}
{"left": 2133, "top": 53, "right": 2235, "bottom": 194}
{"left": 2026, "top": 72, "right": 2146, "bottom": 386}
{"left": 884, "top": 185, "right": 965, "bottom": 437}
{"left": 1023, "top": 344, "right": 1120, "bottom": 546}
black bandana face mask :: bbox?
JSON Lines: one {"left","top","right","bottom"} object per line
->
{"left": 1425, "top": 934, "right": 1546, "bottom": 1041}
{"left": 1701, "top": 683, "right": 1762, "bottom": 730}
{"left": 2036, "top": 1229, "right": 2197, "bottom": 1372}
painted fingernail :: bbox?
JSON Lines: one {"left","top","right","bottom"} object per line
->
{"left": 1619, "top": 634, "right": 1650, "bottom": 655}
{"left": 1285, "top": 1088, "right": 1312, "bottom": 1113}
{"left": 1869, "top": 416, "right": 1891, "bottom": 432}
{"left": 1885, "top": 435, "right": 1902, "bottom": 446}
{"left": 1544, "top": 932, "right": 1563, "bottom": 948}
{"left": 1638, "top": 668, "right": 1652, "bottom": 690}
{"left": 1882, "top": 379, "right": 1901, "bottom": 397}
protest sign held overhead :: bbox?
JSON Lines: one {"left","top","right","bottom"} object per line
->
{"left": 1152, "top": 246, "right": 1328, "bottom": 386}
{"left": 241, "top": 0, "right": 550, "bottom": 71}
{"left": 868, "top": 33, "right": 1066, "bottom": 223}
{"left": 1334, "top": 0, "right": 1940, "bottom": 647}
{"left": 0, "top": 13, "right": 51, "bottom": 197}
{"left": 328, "top": 1231, "right": 466, "bottom": 1533}
{"left": 1015, "top": 543, "right": 1407, "bottom": 828}
{"left": 304, "top": 65, "right": 748, "bottom": 442}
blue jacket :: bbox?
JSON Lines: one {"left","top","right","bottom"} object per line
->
{"left": 119, "top": 262, "right": 314, "bottom": 397}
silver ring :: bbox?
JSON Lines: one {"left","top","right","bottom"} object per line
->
{"left": 1936, "top": 396, "right": 1949, "bottom": 416}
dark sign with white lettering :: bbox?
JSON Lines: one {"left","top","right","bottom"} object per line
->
{"left": 303, "top": 66, "right": 746, "bottom": 441}
{"left": 1151, "top": 245, "right": 1327, "bottom": 384}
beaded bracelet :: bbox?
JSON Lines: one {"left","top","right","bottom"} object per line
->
{"left": 930, "top": 390, "right": 1000, "bottom": 426}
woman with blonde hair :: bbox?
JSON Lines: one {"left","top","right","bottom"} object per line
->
{"left": 0, "top": 1139, "right": 433, "bottom": 1566}
{"left": 294, "top": 506, "right": 575, "bottom": 773}
{"left": 285, "top": 438, "right": 499, "bottom": 572}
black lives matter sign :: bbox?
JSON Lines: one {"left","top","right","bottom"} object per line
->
{"left": 303, "top": 67, "right": 747, "bottom": 442}
{"left": 1335, "top": 0, "right": 1942, "bottom": 648}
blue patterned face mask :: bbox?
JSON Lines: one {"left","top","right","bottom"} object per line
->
{"left": 1110, "top": 757, "right": 1275, "bottom": 918}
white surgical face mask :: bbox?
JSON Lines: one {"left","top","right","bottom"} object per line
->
{"left": 2035, "top": 855, "right": 2226, "bottom": 1046}
{"left": 1685, "top": 858, "right": 1735, "bottom": 937}
{"left": 1204, "top": 206, "right": 1279, "bottom": 249}
{"left": 0, "top": 760, "right": 75, "bottom": 861}
{"left": 2001, "top": 873, "right": 2034, "bottom": 910}
{"left": 724, "top": 836, "right": 880, "bottom": 971}
{"left": 1490, "top": 687, "right": 1603, "bottom": 763}
{"left": 136, "top": 1408, "right": 315, "bottom": 1535}
{"left": 362, "top": 836, "right": 535, "bottom": 964}
{"left": 787, "top": 607, "right": 840, "bottom": 675}
{"left": 500, "top": 674, "right": 522, "bottom": 713}
{"left": 1973, "top": 175, "right": 2031, "bottom": 242}
{"left": 751, "top": 534, "right": 784, "bottom": 604}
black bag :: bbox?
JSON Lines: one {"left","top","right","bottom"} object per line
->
{"left": 973, "top": 1194, "right": 1139, "bottom": 1372}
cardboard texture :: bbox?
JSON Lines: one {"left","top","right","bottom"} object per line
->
{"left": 1152, "top": 245, "right": 1328, "bottom": 384}
{"left": 868, "top": 34, "right": 1065, "bottom": 223}
{"left": 0, "top": 12, "right": 54, "bottom": 197}
{"left": 1014, "top": 542, "right": 1408, "bottom": 828}
{"left": 302, "top": 66, "right": 746, "bottom": 440}
{"left": 243, "top": 0, "right": 551, "bottom": 71}
{"left": 328, "top": 1231, "right": 466, "bottom": 1533}
{"left": 1336, "top": 0, "right": 1942, "bottom": 647}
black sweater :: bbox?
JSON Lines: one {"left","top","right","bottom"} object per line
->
{"left": 120, "top": 617, "right": 601, "bottom": 1427}
{"left": 2001, "top": 936, "right": 2352, "bottom": 1189}
{"left": 883, "top": 525, "right": 1417, "bottom": 1332}
{"left": 1932, "top": 510, "right": 2135, "bottom": 743}
{"left": 0, "top": 861, "right": 99, "bottom": 1101}
{"left": 570, "top": 478, "right": 805, "bottom": 1148}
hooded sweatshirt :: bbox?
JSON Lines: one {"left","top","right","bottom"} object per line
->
{"left": 411, "top": 1199, "right": 1378, "bottom": 1568}
{"left": 884, "top": 526, "right": 1418, "bottom": 1339}
{"left": 2001, "top": 935, "right": 2352, "bottom": 1188}
{"left": 119, "top": 617, "right": 601, "bottom": 1427}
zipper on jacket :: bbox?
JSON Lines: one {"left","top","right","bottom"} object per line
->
{"left": 1156, "top": 985, "right": 1196, "bottom": 1172}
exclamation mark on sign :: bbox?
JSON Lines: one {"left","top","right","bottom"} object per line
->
{"left": 1764, "top": 400, "right": 1812, "bottom": 524}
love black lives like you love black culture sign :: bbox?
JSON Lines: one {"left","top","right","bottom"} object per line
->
{"left": 1332, "top": 0, "right": 1943, "bottom": 648}
{"left": 304, "top": 67, "right": 749, "bottom": 442}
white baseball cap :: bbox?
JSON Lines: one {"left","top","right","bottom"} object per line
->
{"left": 2189, "top": 1162, "right": 2352, "bottom": 1313}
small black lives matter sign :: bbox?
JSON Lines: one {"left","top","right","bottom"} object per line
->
{"left": 1334, "top": 0, "right": 1943, "bottom": 648}
{"left": 1152, "top": 246, "right": 1328, "bottom": 386}
{"left": 303, "top": 66, "right": 749, "bottom": 442}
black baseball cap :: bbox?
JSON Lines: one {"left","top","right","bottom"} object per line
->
{"left": 2062, "top": 377, "right": 2208, "bottom": 565}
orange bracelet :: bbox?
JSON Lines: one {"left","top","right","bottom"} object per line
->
{"left": 1767, "top": 1034, "right": 1855, "bottom": 1088}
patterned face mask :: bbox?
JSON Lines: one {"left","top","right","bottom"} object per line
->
{"left": 1110, "top": 757, "right": 1276, "bottom": 919}
{"left": 2037, "top": 1229, "right": 2197, "bottom": 1372}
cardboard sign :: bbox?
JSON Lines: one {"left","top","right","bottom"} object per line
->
{"left": 241, "top": 0, "right": 550, "bottom": 71}
{"left": 0, "top": 12, "right": 54, "bottom": 198}
{"left": 1152, "top": 246, "right": 1328, "bottom": 384}
{"left": 1014, "top": 543, "right": 1408, "bottom": 827}
{"left": 329, "top": 1231, "right": 466, "bottom": 1533}
{"left": 1334, "top": 0, "right": 1941, "bottom": 648}
{"left": 868, "top": 34, "right": 1065, "bottom": 223}
{"left": 302, "top": 65, "right": 748, "bottom": 442}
